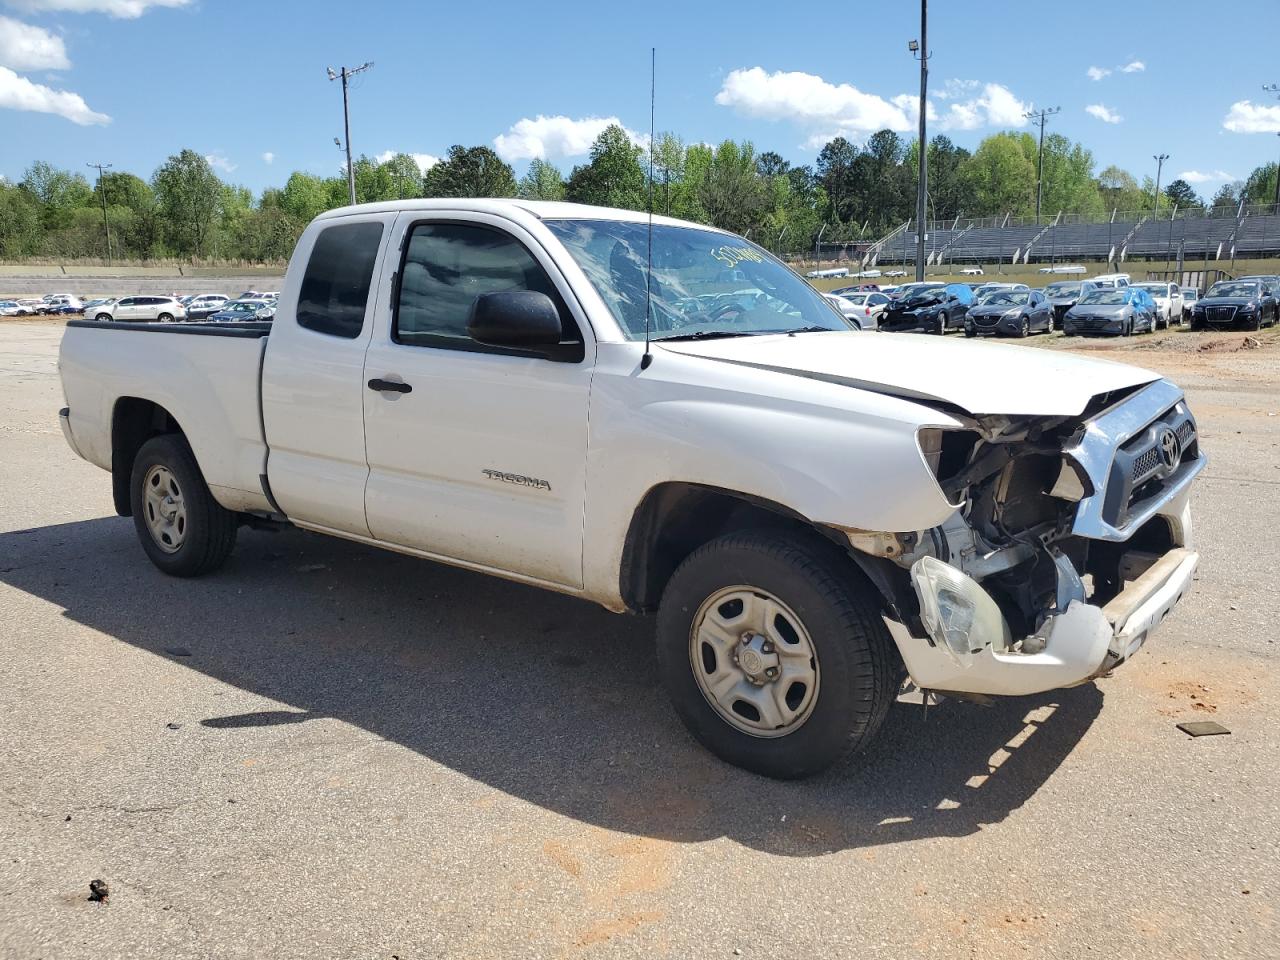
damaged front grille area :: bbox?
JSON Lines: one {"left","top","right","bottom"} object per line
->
{"left": 1065, "top": 379, "right": 1205, "bottom": 543}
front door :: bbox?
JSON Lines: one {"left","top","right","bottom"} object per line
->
{"left": 361, "top": 214, "right": 593, "bottom": 588}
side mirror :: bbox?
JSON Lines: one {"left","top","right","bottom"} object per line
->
{"left": 468, "top": 290, "right": 563, "bottom": 350}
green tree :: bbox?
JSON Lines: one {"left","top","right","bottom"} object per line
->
{"left": 961, "top": 133, "right": 1037, "bottom": 217}
{"left": 1096, "top": 165, "right": 1146, "bottom": 212}
{"left": 1210, "top": 182, "right": 1242, "bottom": 210}
{"left": 152, "top": 149, "right": 224, "bottom": 257}
{"left": 0, "top": 181, "right": 45, "bottom": 257}
{"left": 564, "top": 125, "right": 646, "bottom": 209}
{"left": 816, "top": 137, "right": 858, "bottom": 223}
{"left": 517, "top": 158, "right": 566, "bottom": 201}
{"left": 1164, "top": 179, "right": 1203, "bottom": 209}
{"left": 650, "top": 133, "right": 686, "bottom": 215}
{"left": 20, "top": 161, "right": 93, "bottom": 230}
{"left": 424, "top": 145, "right": 517, "bottom": 198}
{"left": 1241, "top": 162, "right": 1278, "bottom": 206}
{"left": 697, "top": 140, "right": 770, "bottom": 237}
{"left": 280, "top": 172, "right": 331, "bottom": 223}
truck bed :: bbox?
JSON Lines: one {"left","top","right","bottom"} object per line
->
{"left": 59, "top": 320, "right": 275, "bottom": 514}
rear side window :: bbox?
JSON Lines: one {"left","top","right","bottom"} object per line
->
{"left": 297, "top": 221, "right": 384, "bottom": 339}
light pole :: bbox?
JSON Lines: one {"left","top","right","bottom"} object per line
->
{"left": 1151, "top": 153, "right": 1169, "bottom": 213}
{"left": 1265, "top": 85, "right": 1280, "bottom": 208}
{"left": 909, "top": 2, "right": 928, "bottom": 282}
{"left": 326, "top": 61, "right": 374, "bottom": 206}
{"left": 1023, "top": 106, "right": 1061, "bottom": 224}
{"left": 86, "top": 162, "right": 113, "bottom": 264}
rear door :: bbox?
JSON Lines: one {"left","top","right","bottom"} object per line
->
{"left": 361, "top": 212, "right": 594, "bottom": 588}
{"left": 261, "top": 214, "right": 394, "bottom": 536}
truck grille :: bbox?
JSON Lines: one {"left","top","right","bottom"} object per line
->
{"left": 1206, "top": 306, "right": 1236, "bottom": 324}
{"left": 1105, "top": 404, "right": 1201, "bottom": 527}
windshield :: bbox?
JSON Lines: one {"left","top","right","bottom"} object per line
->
{"left": 1079, "top": 290, "right": 1127, "bottom": 305}
{"left": 979, "top": 291, "right": 1031, "bottom": 306}
{"left": 1134, "top": 283, "right": 1168, "bottom": 295}
{"left": 544, "top": 219, "right": 849, "bottom": 340}
{"left": 1207, "top": 281, "right": 1260, "bottom": 298}
{"left": 1044, "top": 282, "right": 1081, "bottom": 297}
{"left": 902, "top": 284, "right": 946, "bottom": 303}
{"left": 844, "top": 294, "right": 868, "bottom": 304}
{"left": 1184, "top": 290, "right": 1198, "bottom": 299}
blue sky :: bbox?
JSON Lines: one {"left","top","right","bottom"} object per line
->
{"left": 3, "top": 0, "right": 1280, "bottom": 199}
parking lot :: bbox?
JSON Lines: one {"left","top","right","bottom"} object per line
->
{"left": 1, "top": 318, "right": 1277, "bottom": 959}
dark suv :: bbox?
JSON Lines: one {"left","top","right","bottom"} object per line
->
{"left": 1190, "top": 280, "right": 1278, "bottom": 331}
{"left": 880, "top": 282, "right": 975, "bottom": 334}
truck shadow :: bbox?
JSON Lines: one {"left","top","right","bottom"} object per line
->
{"left": 0, "top": 517, "right": 1103, "bottom": 856}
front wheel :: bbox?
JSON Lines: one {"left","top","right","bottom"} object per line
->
{"left": 130, "top": 434, "right": 238, "bottom": 577}
{"left": 157, "top": 313, "right": 174, "bottom": 323}
{"left": 95, "top": 313, "right": 112, "bottom": 322}
{"left": 656, "top": 530, "right": 898, "bottom": 779}
{"left": 1017, "top": 316, "right": 1030, "bottom": 338}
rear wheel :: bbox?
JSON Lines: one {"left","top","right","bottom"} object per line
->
{"left": 157, "top": 312, "right": 174, "bottom": 323}
{"left": 656, "top": 530, "right": 897, "bottom": 779}
{"left": 130, "top": 434, "right": 237, "bottom": 577}
{"left": 95, "top": 313, "right": 112, "bottom": 322}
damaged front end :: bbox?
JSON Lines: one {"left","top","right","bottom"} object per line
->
{"left": 847, "top": 378, "right": 1204, "bottom": 697}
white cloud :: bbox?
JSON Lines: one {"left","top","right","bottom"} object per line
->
{"left": 374, "top": 150, "right": 440, "bottom": 173}
{"left": 1085, "top": 103, "right": 1123, "bottom": 124}
{"left": 0, "top": 64, "right": 106, "bottom": 123}
{"left": 938, "top": 83, "right": 1029, "bottom": 131}
{"left": 204, "top": 153, "right": 235, "bottom": 173}
{"left": 1178, "top": 169, "right": 1237, "bottom": 184}
{"left": 0, "top": 14, "right": 68, "bottom": 70}
{"left": 715, "top": 67, "right": 1026, "bottom": 144}
{"left": 1222, "top": 99, "right": 1280, "bottom": 133}
{"left": 1119, "top": 60, "right": 1145, "bottom": 73}
{"left": 5, "top": 0, "right": 190, "bottom": 18}
{"left": 715, "top": 66, "right": 911, "bottom": 134}
{"left": 1086, "top": 65, "right": 1110, "bottom": 81}
{"left": 261, "top": 151, "right": 274, "bottom": 165}
{"left": 493, "top": 115, "right": 642, "bottom": 162}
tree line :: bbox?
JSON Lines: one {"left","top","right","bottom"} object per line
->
{"left": 2, "top": 129, "right": 1279, "bottom": 263}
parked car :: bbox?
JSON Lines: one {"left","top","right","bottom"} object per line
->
{"left": 57, "top": 198, "right": 1206, "bottom": 779}
{"left": 41, "top": 295, "right": 83, "bottom": 315}
{"left": 823, "top": 294, "right": 870, "bottom": 329}
{"left": 1190, "top": 279, "right": 1278, "bottom": 331}
{"left": 880, "top": 282, "right": 974, "bottom": 334}
{"left": 1062, "top": 287, "right": 1157, "bottom": 336}
{"left": 830, "top": 283, "right": 881, "bottom": 295}
{"left": 1132, "top": 282, "right": 1183, "bottom": 329}
{"left": 830, "top": 291, "right": 890, "bottom": 329}
{"left": 1042, "top": 280, "right": 1098, "bottom": 324}
{"left": 1181, "top": 288, "right": 1198, "bottom": 320}
{"left": 964, "top": 289, "right": 1055, "bottom": 338}
{"left": 1091, "top": 273, "right": 1131, "bottom": 289}
{"left": 206, "top": 299, "right": 273, "bottom": 322}
{"left": 93, "top": 296, "right": 187, "bottom": 323}
{"left": 972, "top": 282, "right": 1029, "bottom": 301}
{"left": 883, "top": 269, "right": 908, "bottom": 277}
{"left": 959, "top": 267, "right": 985, "bottom": 276}
{"left": 0, "top": 299, "right": 30, "bottom": 317}
{"left": 184, "top": 294, "right": 231, "bottom": 321}
{"left": 81, "top": 298, "right": 118, "bottom": 316}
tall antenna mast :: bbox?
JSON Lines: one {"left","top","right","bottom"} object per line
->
{"left": 640, "top": 47, "right": 656, "bottom": 371}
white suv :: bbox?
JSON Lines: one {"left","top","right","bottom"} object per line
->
{"left": 95, "top": 296, "right": 187, "bottom": 323}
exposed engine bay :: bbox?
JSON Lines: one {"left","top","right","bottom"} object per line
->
{"left": 845, "top": 378, "right": 1204, "bottom": 695}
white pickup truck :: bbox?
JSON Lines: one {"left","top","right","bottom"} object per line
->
{"left": 58, "top": 200, "right": 1205, "bottom": 778}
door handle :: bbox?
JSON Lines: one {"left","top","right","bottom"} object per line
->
{"left": 367, "top": 378, "right": 412, "bottom": 394}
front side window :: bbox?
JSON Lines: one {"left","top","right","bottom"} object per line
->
{"left": 545, "top": 218, "right": 850, "bottom": 340}
{"left": 297, "top": 220, "right": 384, "bottom": 339}
{"left": 394, "top": 221, "right": 581, "bottom": 356}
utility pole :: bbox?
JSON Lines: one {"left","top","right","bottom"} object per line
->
{"left": 86, "top": 162, "right": 113, "bottom": 265}
{"left": 1023, "top": 106, "right": 1061, "bottom": 224}
{"left": 327, "top": 61, "right": 374, "bottom": 206}
{"left": 909, "top": 2, "right": 928, "bottom": 283}
{"left": 1152, "top": 153, "right": 1169, "bottom": 213}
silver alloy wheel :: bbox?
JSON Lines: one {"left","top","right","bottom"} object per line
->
{"left": 142, "top": 464, "right": 187, "bottom": 553}
{"left": 689, "top": 586, "right": 820, "bottom": 738}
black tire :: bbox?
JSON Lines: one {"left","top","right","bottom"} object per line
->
{"left": 157, "top": 312, "right": 174, "bottom": 323}
{"left": 95, "top": 313, "right": 112, "bottom": 322}
{"left": 964, "top": 327, "right": 976, "bottom": 338}
{"left": 655, "top": 530, "right": 898, "bottom": 779}
{"left": 130, "top": 434, "right": 237, "bottom": 577}
{"left": 1249, "top": 313, "right": 1262, "bottom": 331}
{"left": 1017, "top": 315, "right": 1030, "bottom": 338}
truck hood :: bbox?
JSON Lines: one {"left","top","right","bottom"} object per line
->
{"left": 657, "top": 331, "right": 1159, "bottom": 417}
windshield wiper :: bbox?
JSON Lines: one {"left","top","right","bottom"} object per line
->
{"left": 654, "top": 330, "right": 755, "bottom": 342}
{"left": 780, "top": 326, "right": 837, "bottom": 336}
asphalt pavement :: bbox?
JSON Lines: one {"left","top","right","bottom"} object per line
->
{"left": 1, "top": 321, "right": 1276, "bottom": 959}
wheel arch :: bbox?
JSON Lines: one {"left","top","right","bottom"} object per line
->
{"left": 110, "top": 397, "right": 187, "bottom": 516}
{"left": 618, "top": 481, "right": 900, "bottom": 617}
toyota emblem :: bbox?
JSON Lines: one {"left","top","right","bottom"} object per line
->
{"left": 1158, "top": 427, "right": 1182, "bottom": 471}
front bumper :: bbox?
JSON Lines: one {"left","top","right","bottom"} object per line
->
{"left": 886, "top": 545, "right": 1198, "bottom": 697}
{"left": 966, "top": 314, "right": 1020, "bottom": 336}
